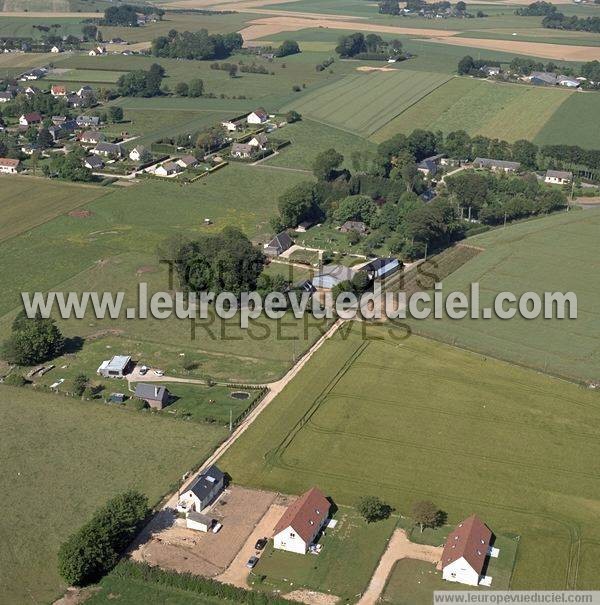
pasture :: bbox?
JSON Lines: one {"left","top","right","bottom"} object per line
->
{"left": 0, "top": 176, "right": 108, "bottom": 242}
{"left": 0, "top": 15, "right": 85, "bottom": 38}
{"left": 46, "top": 68, "right": 125, "bottom": 83}
{"left": 406, "top": 209, "right": 600, "bottom": 384}
{"left": 280, "top": 69, "right": 451, "bottom": 137}
{"left": 220, "top": 323, "right": 600, "bottom": 592}
{"left": 0, "top": 385, "right": 227, "bottom": 604}
{"left": 370, "top": 77, "right": 571, "bottom": 143}
{"left": 534, "top": 93, "right": 600, "bottom": 150}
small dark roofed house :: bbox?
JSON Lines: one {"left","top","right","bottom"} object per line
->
{"left": 529, "top": 71, "right": 557, "bottom": 86}
{"left": 340, "top": 220, "right": 368, "bottom": 235}
{"left": 264, "top": 231, "right": 294, "bottom": 256}
{"left": 178, "top": 465, "right": 225, "bottom": 512}
{"left": 134, "top": 383, "right": 170, "bottom": 410}
{"left": 231, "top": 142, "right": 254, "bottom": 159}
{"left": 473, "top": 158, "right": 520, "bottom": 173}
{"left": 85, "top": 155, "right": 104, "bottom": 170}
{"left": 418, "top": 154, "right": 444, "bottom": 176}
{"left": 273, "top": 487, "right": 331, "bottom": 554}
{"left": 92, "top": 142, "right": 123, "bottom": 158}
{"left": 177, "top": 154, "right": 199, "bottom": 169}
{"left": 442, "top": 515, "right": 493, "bottom": 586}
{"left": 0, "top": 91, "right": 15, "bottom": 103}
{"left": 363, "top": 257, "right": 401, "bottom": 280}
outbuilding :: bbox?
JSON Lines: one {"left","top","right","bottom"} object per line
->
{"left": 97, "top": 355, "right": 132, "bottom": 378}
{"left": 186, "top": 511, "right": 214, "bottom": 532}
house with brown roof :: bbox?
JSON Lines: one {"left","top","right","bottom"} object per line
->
{"left": 247, "top": 108, "right": 269, "bottom": 125}
{"left": 273, "top": 487, "right": 331, "bottom": 554}
{"left": 51, "top": 84, "right": 67, "bottom": 97}
{"left": 0, "top": 158, "right": 20, "bottom": 174}
{"left": 19, "top": 112, "right": 42, "bottom": 127}
{"left": 441, "top": 515, "right": 494, "bottom": 586}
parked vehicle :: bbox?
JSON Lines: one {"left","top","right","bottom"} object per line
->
{"left": 254, "top": 537, "right": 268, "bottom": 550}
{"left": 246, "top": 556, "right": 259, "bottom": 569}
{"left": 212, "top": 522, "right": 223, "bottom": 534}
{"left": 139, "top": 365, "right": 148, "bottom": 375}
{"left": 154, "top": 369, "right": 164, "bottom": 376}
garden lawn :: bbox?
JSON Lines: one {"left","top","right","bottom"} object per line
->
{"left": 370, "top": 77, "right": 570, "bottom": 143}
{"left": 0, "top": 176, "right": 109, "bottom": 242}
{"left": 281, "top": 70, "right": 450, "bottom": 137}
{"left": 220, "top": 323, "right": 600, "bottom": 593}
{"left": 0, "top": 385, "right": 227, "bottom": 604}
{"left": 252, "top": 506, "right": 397, "bottom": 602}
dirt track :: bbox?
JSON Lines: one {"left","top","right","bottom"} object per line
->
{"left": 424, "top": 36, "right": 600, "bottom": 61}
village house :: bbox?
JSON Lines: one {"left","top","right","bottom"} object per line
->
{"left": 23, "top": 86, "right": 40, "bottom": 97}
{"left": 77, "top": 85, "right": 93, "bottom": 98}
{"left": 482, "top": 65, "right": 501, "bottom": 76}
{"left": 231, "top": 142, "right": 254, "bottom": 159}
{"left": 97, "top": 355, "right": 132, "bottom": 378}
{"left": 418, "top": 153, "right": 444, "bottom": 176}
{"left": 528, "top": 71, "right": 557, "bottom": 86}
{"left": 134, "top": 383, "right": 170, "bottom": 410}
{"left": 88, "top": 46, "right": 106, "bottom": 56}
{"left": 557, "top": 75, "right": 580, "bottom": 88}
{"left": 0, "top": 91, "right": 14, "bottom": 103}
{"left": 545, "top": 169, "right": 572, "bottom": 185}
{"left": 177, "top": 154, "right": 199, "bottom": 169}
{"left": 221, "top": 119, "right": 239, "bottom": 132}
{"left": 50, "top": 45, "right": 62, "bottom": 53}
{"left": 442, "top": 515, "right": 495, "bottom": 587}
{"left": 92, "top": 142, "right": 123, "bottom": 158}
{"left": 473, "top": 158, "right": 520, "bottom": 173}
{"left": 80, "top": 131, "right": 105, "bottom": 145}
{"left": 264, "top": 231, "right": 294, "bottom": 256}
{"left": 129, "top": 146, "right": 147, "bottom": 162}
{"left": 76, "top": 115, "right": 100, "bottom": 128}
{"left": 273, "top": 487, "right": 331, "bottom": 555}
{"left": 340, "top": 220, "right": 368, "bottom": 235}
{"left": 84, "top": 155, "right": 104, "bottom": 170}
{"left": 177, "top": 465, "right": 225, "bottom": 513}
{"left": 0, "top": 158, "right": 20, "bottom": 174}
{"left": 155, "top": 161, "right": 180, "bottom": 177}
{"left": 248, "top": 132, "right": 268, "bottom": 150}
{"left": 19, "top": 112, "right": 42, "bottom": 127}
{"left": 312, "top": 264, "right": 356, "bottom": 289}
{"left": 247, "top": 108, "right": 269, "bottom": 125}
{"left": 51, "top": 84, "right": 67, "bottom": 97}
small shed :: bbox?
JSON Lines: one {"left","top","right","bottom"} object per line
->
{"left": 186, "top": 511, "right": 214, "bottom": 532}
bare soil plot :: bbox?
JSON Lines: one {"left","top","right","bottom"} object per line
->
{"left": 131, "top": 486, "right": 276, "bottom": 577}
{"left": 239, "top": 16, "right": 459, "bottom": 42}
{"left": 424, "top": 35, "right": 600, "bottom": 61}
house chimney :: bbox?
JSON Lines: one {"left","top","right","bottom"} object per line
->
{"left": 155, "top": 387, "right": 159, "bottom": 397}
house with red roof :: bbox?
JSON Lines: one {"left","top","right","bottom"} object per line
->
{"left": 51, "top": 85, "right": 67, "bottom": 97}
{"left": 441, "top": 515, "right": 494, "bottom": 586}
{"left": 273, "top": 487, "right": 330, "bottom": 554}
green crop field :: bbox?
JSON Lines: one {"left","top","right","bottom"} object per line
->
{"left": 406, "top": 209, "right": 600, "bottom": 384}
{"left": 46, "top": 68, "right": 126, "bottom": 83}
{"left": 281, "top": 70, "right": 451, "bottom": 137}
{"left": 220, "top": 322, "right": 600, "bottom": 594}
{"left": 0, "top": 385, "right": 227, "bottom": 604}
{"left": 264, "top": 118, "right": 376, "bottom": 170}
{"left": 371, "top": 77, "right": 570, "bottom": 143}
{"left": 534, "top": 93, "right": 600, "bottom": 150}
{"left": 0, "top": 177, "right": 109, "bottom": 242}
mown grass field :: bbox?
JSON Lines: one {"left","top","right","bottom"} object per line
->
{"left": 371, "top": 77, "right": 571, "bottom": 143}
{"left": 0, "top": 176, "right": 109, "bottom": 242}
{"left": 220, "top": 323, "right": 600, "bottom": 593}
{"left": 0, "top": 385, "right": 227, "bottom": 604}
{"left": 47, "top": 68, "right": 126, "bottom": 83}
{"left": 281, "top": 69, "right": 450, "bottom": 137}
{"left": 534, "top": 93, "right": 600, "bottom": 150}
{"left": 409, "top": 209, "right": 600, "bottom": 383}
{"left": 0, "top": 15, "right": 84, "bottom": 38}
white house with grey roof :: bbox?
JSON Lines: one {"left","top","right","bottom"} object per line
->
{"left": 473, "top": 158, "right": 520, "bottom": 173}
{"left": 264, "top": 231, "right": 294, "bottom": 256}
{"left": 312, "top": 264, "right": 356, "bottom": 289}
{"left": 97, "top": 355, "right": 132, "bottom": 378}
{"left": 177, "top": 465, "right": 225, "bottom": 513}
{"left": 545, "top": 169, "right": 572, "bottom": 185}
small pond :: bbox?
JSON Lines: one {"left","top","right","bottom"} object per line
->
{"left": 231, "top": 391, "right": 250, "bottom": 400}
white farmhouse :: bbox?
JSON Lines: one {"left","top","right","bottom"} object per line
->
{"left": 545, "top": 169, "right": 572, "bottom": 185}
{"left": 442, "top": 515, "right": 493, "bottom": 586}
{"left": 273, "top": 487, "right": 330, "bottom": 554}
{"left": 177, "top": 465, "right": 225, "bottom": 513}
{"left": 129, "top": 146, "right": 146, "bottom": 162}
{"left": 247, "top": 108, "right": 268, "bottom": 125}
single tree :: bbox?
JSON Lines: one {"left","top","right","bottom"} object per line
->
{"left": 357, "top": 496, "right": 393, "bottom": 523}
{"left": 412, "top": 500, "right": 443, "bottom": 532}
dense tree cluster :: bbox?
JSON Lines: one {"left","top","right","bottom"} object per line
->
{"left": 378, "top": 0, "right": 401, "bottom": 15}
{"left": 152, "top": 29, "right": 243, "bottom": 60}
{"left": 543, "top": 12, "right": 600, "bottom": 32}
{"left": 276, "top": 40, "right": 300, "bottom": 57}
{"left": 163, "top": 227, "right": 265, "bottom": 296}
{"left": 515, "top": 1, "right": 557, "bottom": 15}
{"left": 2, "top": 311, "right": 64, "bottom": 366}
{"left": 116, "top": 63, "right": 164, "bottom": 97}
{"left": 58, "top": 491, "right": 149, "bottom": 586}
{"left": 457, "top": 55, "right": 500, "bottom": 76}
{"left": 101, "top": 4, "right": 163, "bottom": 27}
{"left": 0, "top": 92, "right": 68, "bottom": 118}
{"left": 335, "top": 32, "right": 403, "bottom": 59}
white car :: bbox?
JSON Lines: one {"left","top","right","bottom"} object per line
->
{"left": 212, "top": 522, "right": 223, "bottom": 534}
{"left": 153, "top": 369, "right": 164, "bottom": 376}
{"left": 139, "top": 365, "right": 148, "bottom": 375}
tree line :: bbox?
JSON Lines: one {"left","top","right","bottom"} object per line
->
{"left": 100, "top": 4, "right": 164, "bottom": 27}
{"left": 335, "top": 32, "right": 403, "bottom": 60}
{"left": 516, "top": 1, "right": 600, "bottom": 32}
